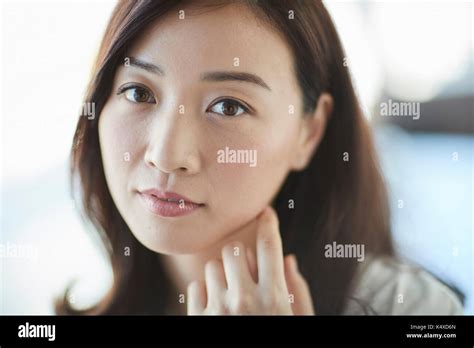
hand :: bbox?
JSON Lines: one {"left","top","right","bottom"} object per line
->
{"left": 187, "top": 206, "right": 315, "bottom": 315}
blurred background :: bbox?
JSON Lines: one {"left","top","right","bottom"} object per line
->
{"left": 1, "top": 0, "right": 473, "bottom": 314}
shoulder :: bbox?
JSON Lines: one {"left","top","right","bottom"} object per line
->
{"left": 343, "top": 255, "right": 463, "bottom": 315}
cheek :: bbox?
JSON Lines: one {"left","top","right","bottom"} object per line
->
{"left": 98, "top": 104, "right": 144, "bottom": 199}
{"left": 207, "top": 119, "right": 297, "bottom": 227}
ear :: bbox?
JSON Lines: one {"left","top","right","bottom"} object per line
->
{"left": 290, "top": 93, "right": 333, "bottom": 171}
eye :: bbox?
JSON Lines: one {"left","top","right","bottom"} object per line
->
{"left": 207, "top": 98, "right": 250, "bottom": 117}
{"left": 117, "top": 83, "right": 156, "bottom": 104}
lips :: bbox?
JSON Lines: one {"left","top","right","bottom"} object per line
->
{"left": 138, "top": 188, "right": 204, "bottom": 217}
{"left": 140, "top": 189, "right": 202, "bottom": 205}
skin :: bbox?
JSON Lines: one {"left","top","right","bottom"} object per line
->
{"left": 98, "top": 3, "right": 333, "bottom": 314}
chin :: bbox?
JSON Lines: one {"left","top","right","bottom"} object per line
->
{"left": 129, "top": 221, "right": 218, "bottom": 255}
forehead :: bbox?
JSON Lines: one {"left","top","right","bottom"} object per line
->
{"left": 126, "top": 3, "right": 297, "bottom": 92}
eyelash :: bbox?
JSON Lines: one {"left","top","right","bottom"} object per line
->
{"left": 116, "top": 83, "right": 252, "bottom": 117}
{"left": 206, "top": 97, "right": 251, "bottom": 117}
{"left": 116, "top": 83, "right": 156, "bottom": 104}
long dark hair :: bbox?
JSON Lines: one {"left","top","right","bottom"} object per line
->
{"left": 57, "top": 0, "right": 394, "bottom": 315}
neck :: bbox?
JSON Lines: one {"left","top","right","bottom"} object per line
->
{"left": 160, "top": 218, "right": 258, "bottom": 314}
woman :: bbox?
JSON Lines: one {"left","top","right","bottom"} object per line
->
{"left": 57, "top": 0, "right": 462, "bottom": 315}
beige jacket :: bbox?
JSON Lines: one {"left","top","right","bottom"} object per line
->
{"left": 343, "top": 256, "right": 463, "bottom": 315}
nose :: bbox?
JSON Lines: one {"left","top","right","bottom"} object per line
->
{"left": 144, "top": 108, "right": 201, "bottom": 175}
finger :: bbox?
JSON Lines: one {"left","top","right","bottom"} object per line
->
{"left": 246, "top": 247, "right": 258, "bottom": 283}
{"left": 284, "top": 254, "right": 314, "bottom": 315}
{"left": 222, "top": 241, "right": 254, "bottom": 291}
{"left": 256, "top": 206, "right": 285, "bottom": 288}
{"left": 204, "top": 259, "right": 227, "bottom": 306}
{"left": 187, "top": 280, "right": 206, "bottom": 315}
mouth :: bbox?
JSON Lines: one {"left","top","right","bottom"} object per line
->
{"left": 137, "top": 189, "right": 205, "bottom": 218}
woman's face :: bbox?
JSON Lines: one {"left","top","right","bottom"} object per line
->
{"left": 99, "top": 3, "right": 318, "bottom": 254}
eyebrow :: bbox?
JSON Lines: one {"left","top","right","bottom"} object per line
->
{"left": 127, "top": 57, "right": 271, "bottom": 91}
{"left": 128, "top": 57, "right": 164, "bottom": 75}
{"left": 201, "top": 71, "right": 271, "bottom": 91}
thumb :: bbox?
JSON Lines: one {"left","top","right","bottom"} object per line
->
{"left": 284, "top": 254, "right": 315, "bottom": 315}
